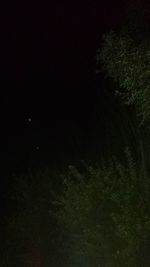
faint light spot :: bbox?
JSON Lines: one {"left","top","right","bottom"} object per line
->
{"left": 36, "top": 146, "right": 39, "bottom": 150}
{"left": 28, "top": 118, "right": 32, "bottom": 122}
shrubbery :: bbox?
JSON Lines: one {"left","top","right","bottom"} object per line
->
{"left": 56, "top": 151, "right": 150, "bottom": 266}
{"left": 3, "top": 150, "right": 150, "bottom": 266}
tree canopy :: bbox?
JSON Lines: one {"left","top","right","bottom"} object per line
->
{"left": 97, "top": 25, "right": 150, "bottom": 126}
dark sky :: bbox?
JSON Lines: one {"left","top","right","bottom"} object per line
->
{"left": 0, "top": 0, "right": 130, "bottom": 177}
{"left": 0, "top": 0, "right": 125, "bottom": 80}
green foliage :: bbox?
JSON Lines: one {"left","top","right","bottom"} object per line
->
{"left": 97, "top": 29, "right": 150, "bottom": 125}
{"left": 57, "top": 154, "right": 150, "bottom": 266}
{"left": 4, "top": 156, "right": 150, "bottom": 266}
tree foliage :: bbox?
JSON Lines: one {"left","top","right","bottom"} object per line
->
{"left": 97, "top": 27, "right": 150, "bottom": 125}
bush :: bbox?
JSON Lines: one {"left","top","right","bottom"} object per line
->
{"left": 4, "top": 152, "right": 150, "bottom": 266}
{"left": 57, "top": 152, "right": 150, "bottom": 266}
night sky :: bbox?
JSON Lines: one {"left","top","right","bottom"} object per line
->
{"left": 0, "top": 0, "right": 124, "bottom": 79}
{"left": 0, "top": 0, "right": 140, "bottom": 196}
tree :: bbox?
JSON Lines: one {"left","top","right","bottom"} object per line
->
{"left": 97, "top": 7, "right": 150, "bottom": 176}
{"left": 97, "top": 30, "right": 150, "bottom": 126}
